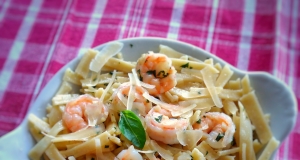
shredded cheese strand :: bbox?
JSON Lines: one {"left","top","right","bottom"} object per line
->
{"left": 100, "top": 70, "right": 117, "bottom": 102}
{"left": 127, "top": 73, "right": 135, "bottom": 111}
{"left": 132, "top": 68, "right": 141, "bottom": 86}
{"left": 89, "top": 42, "right": 124, "bottom": 73}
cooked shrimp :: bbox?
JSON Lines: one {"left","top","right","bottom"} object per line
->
{"left": 115, "top": 145, "right": 143, "bottom": 160}
{"left": 145, "top": 106, "right": 189, "bottom": 144}
{"left": 62, "top": 94, "right": 108, "bottom": 132}
{"left": 193, "top": 112, "right": 235, "bottom": 149}
{"left": 136, "top": 53, "right": 177, "bottom": 95}
{"left": 111, "top": 82, "right": 152, "bottom": 115}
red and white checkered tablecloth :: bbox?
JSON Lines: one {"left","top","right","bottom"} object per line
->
{"left": 0, "top": 0, "right": 299, "bottom": 159}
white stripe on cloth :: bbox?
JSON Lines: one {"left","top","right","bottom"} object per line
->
{"left": 272, "top": 0, "right": 281, "bottom": 78}
{"left": 118, "top": 0, "right": 134, "bottom": 39}
{"left": 237, "top": 0, "right": 256, "bottom": 71}
{"left": 28, "top": 0, "right": 73, "bottom": 115}
{"left": 167, "top": 0, "right": 185, "bottom": 39}
{"left": 0, "top": 0, "right": 43, "bottom": 98}
{"left": 283, "top": 1, "right": 299, "bottom": 160}
{"left": 288, "top": 0, "right": 298, "bottom": 88}
{"left": 0, "top": 0, "right": 10, "bottom": 21}
{"left": 128, "top": 0, "right": 144, "bottom": 37}
{"left": 139, "top": 0, "right": 152, "bottom": 36}
{"left": 273, "top": 0, "right": 292, "bottom": 82}
{"left": 205, "top": 0, "right": 219, "bottom": 52}
{"left": 78, "top": 0, "right": 108, "bottom": 56}
{"left": 133, "top": 0, "right": 146, "bottom": 37}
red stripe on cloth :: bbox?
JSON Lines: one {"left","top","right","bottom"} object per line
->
{"left": 0, "top": 58, "right": 5, "bottom": 70}
{"left": 215, "top": 9, "right": 243, "bottom": 32}
{"left": 27, "top": 22, "right": 60, "bottom": 44}
{"left": 19, "top": 43, "right": 50, "bottom": 62}
{"left": 46, "top": 45, "right": 78, "bottom": 74}
{"left": 248, "top": 1, "right": 277, "bottom": 72}
{"left": 92, "top": 0, "right": 127, "bottom": 46}
{"left": 60, "top": 23, "right": 86, "bottom": 46}
{"left": 0, "top": 39, "right": 14, "bottom": 58}
{"left": 122, "top": 0, "right": 139, "bottom": 38}
{"left": 179, "top": 3, "right": 211, "bottom": 47}
{"left": 73, "top": 0, "right": 96, "bottom": 13}
{"left": 134, "top": 0, "right": 148, "bottom": 37}
{"left": 289, "top": 132, "right": 300, "bottom": 159}
{"left": 296, "top": 55, "right": 300, "bottom": 97}
{"left": 253, "top": 14, "right": 276, "bottom": 34}
{"left": 29, "top": 1, "right": 68, "bottom": 44}
{"left": 14, "top": 60, "right": 42, "bottom": 74}
{"left": 4, "top": 4, "right": 27, "bottom": 16}
{"left": 47, "top": 61, "right": 64, "bottom": 74}
{"left": 214, "top": 43, "right": 239, "bottom": 66}
{"left": 248, "top": 48, "right": 274, "bottom": 72}
{"left": 145, "top": 0, "right": 174, "bottom": 37}
{"left": 278, "top": 140, "right": 286, "bottom": 159}
{"left": 0, "top": 92, "right": 32, "bottom": 117}
{"left": 11, "top": 0, "right": 31, "bottom": 5}
{"left": 42, "top": 0, "right": 67, "bottom": 8}
{"left": 0, "top": 16, "right": 23, "bottom": 39}
{"left": 213, "top": 8, "right": 243, "bottom": 65}
{"left": 59, "top": 1, "right": 96, "bottom": 47}
{"left": 0, "top": 122, "right": 19, "bottom": 132}
{"left": 6, "top": 73, "right": 38, "bottom": 94}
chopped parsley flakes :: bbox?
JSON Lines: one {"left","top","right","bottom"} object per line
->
{"left": 215, "top": 133, "right": 225, "bottom": 141}
{"left": 154, "top": 115, "right": 163, "bottom": 123}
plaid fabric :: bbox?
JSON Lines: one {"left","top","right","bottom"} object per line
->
{"left": 0, "top": 0, "right": 299, "bottom": 159}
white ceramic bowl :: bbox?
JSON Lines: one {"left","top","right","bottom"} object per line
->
{"left": 0, "top": 37, "right": 297, "bottom": 159}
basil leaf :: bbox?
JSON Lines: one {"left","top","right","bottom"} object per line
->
{"left": 119, "top": 110, "right": 146, "bottom": 148}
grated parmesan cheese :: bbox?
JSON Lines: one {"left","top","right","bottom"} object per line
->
{"left": 89, "top": 42, "right": 124, "bottom": 73}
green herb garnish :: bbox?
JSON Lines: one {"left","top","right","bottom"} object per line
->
{"left": 231, "top": 137, "right": 236, "bottom": 146}
{"left": 154, "top": 115, "right": 163, "bottom": 123}
{"left": 196, "top": 119, "right": 201, "bottom": 124}
{"left": 181, "top": 62, "right": 189, "bottom": 68}
{"left": 146, "top": 70, "right": 156, "bottom": 76}
{"left": 118, "top": 110, "right": 146, "bottom": 148}
{"left": 215, "top": 133, "right": 225, "bottom": 141}
{"left": 137, "top": 69, "right": 143, "bottom": 81}
{"left": 157, "top": 70, "right": 169, "bottom": 78}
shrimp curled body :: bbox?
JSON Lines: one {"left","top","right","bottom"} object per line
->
{"left": 145, "top": 106, "right": 189, "bottom": 144}
{"left": 115, "top": 145, "right": 143, "bottom": 160}
{"left": 193, "top": 112, "right": 235, "bottom": 149}
{"left": 112, "top": 82, "right": 152, "bottom": 115}
{"left": 62, "top": 94, "right": 108, "bottom": 132}
{"left": 136, "top": 53, "right": 177, "bottom": 96}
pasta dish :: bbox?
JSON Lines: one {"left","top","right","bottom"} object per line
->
{"left": 28, "top": 41, "right": 279, "bottom": 160}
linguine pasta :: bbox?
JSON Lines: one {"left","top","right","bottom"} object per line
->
{"left": 28, "top": 42, "right": 279, "bottom": 160}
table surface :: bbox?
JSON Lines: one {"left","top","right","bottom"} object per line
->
{"left": 0, "top": 0, "right": 299, "bottom": 159}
